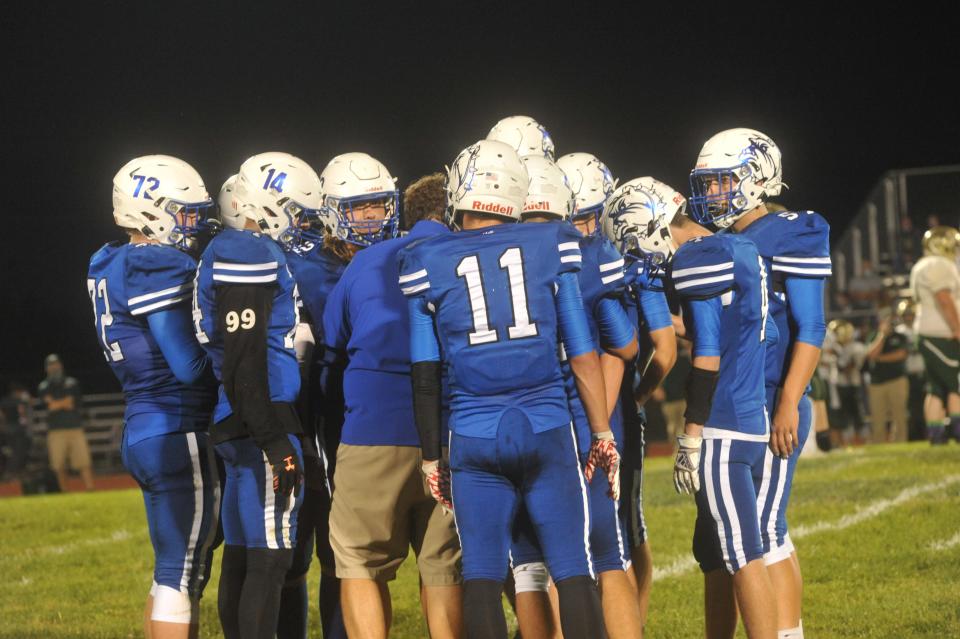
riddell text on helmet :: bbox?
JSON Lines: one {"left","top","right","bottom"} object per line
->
{"left": 523, "top": 201, "right": 551, "bottom": 211}
{"left": 472, "top": 201, "right": 514, "bottom": 215}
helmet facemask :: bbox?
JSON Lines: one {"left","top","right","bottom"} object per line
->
{"left": 154, "top": 197, "right": 216, "bottom": 251}
{"left": 688, "top": 164, "right": 754, "bottom": 229}
{"left": 326, "top": 191, "right": 400, "bottom": 247}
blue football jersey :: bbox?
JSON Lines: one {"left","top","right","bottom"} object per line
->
{"left": 399, "top": 222, "right": 583, "bottom": 438}
{"left": 87, "top": 242, "right": 215, "bottom": 444}
{"left": 193, "top": 229, "right": 301, "bottom": 423}
{"left": 560, "top": 233, "right": 628, "bottom": 450}
{"left": 285, "top": 239, "right": 347, "bottom": 339}
{"left": 739, "top": 211, "right": 831, "bottom": 391}
{"left": 671, "top": 233, "right": 769, "bottom": 439}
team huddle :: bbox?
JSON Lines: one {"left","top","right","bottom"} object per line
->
{"left": 86, "top": 116, "right": 830, "bottom": 639}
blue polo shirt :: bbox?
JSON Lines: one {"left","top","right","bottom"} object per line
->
{"left": 323, "top": 219, "right": 451, "bottom": 446}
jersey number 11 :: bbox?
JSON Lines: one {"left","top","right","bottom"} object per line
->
{"left": 456, "top": 247, "right": 539, "bottom": 346}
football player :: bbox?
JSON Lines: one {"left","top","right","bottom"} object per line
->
{"left": 88, "top": 155, "right": 220, "bottom": 639}
{"left": 606, "top": 177, "right": 778, "bottom": 639}
{"left": 273, "top": 155, "right": 394, "bottom": 639}
{"left": 909, "top": 226, "right": 960, "bottom": 444}
{"left": 602, "top": 177, "right": 680, "bottom": 629}
{"left": 517, "top": 154, "right": 643, "bottom": 639}
{"left": 689, "top": 129, "right": 830, "bottom": 639}
{"left": 323, "top": 169, "right": 463, "bottom": 639}
{"left": 193, "top": 152, "right": 317, "bottom": 639}
{"left": 400, "top": 140, "right": 619, "bottom": 639}
{"left": 487, "top": 115, "right": 556, "bottom": 160}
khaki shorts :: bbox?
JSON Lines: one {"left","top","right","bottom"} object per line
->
{"left": 47, "top": 428, "right": 92, "bottom": 472}
{"left": 329, "top": 444, "right": 461, "bottom": 585}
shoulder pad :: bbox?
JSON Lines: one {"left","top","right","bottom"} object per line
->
{"left": 764, "top": 211, "right": 831, "bottom": 277}
{"left": 555, "top": 223, "right": 583, "bottom": 274}
{"left": 209, "top": 232, "right": 283, "bottom": 285}
{"left": 671, "top": 235, "right": 735, "bottom": 299}
{"left": 126, "top": 245, "right": 197, "bottom": 315}
{"left": 398, "top": 243, "right": 431, "bottom": 298}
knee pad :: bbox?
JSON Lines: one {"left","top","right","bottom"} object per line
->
{"left": 151, "top": 584, "right": 197, "bottom": 624}
{"left": 149, "top": 580, "right": 158, "bottom": 597}
{"left": 765, "top": 533, "right": 796, "bottom": 566}
{"left": 512, "top": 561, "right": 551, "bottom": 593}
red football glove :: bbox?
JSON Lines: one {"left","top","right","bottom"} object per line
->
{"left": 422, "top": 459, "right": 453, "bottom": 512}
{"left": 584, "top": 431, "right": 621, "bottom": 501}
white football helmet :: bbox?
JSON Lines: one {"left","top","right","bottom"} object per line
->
{"left": 603, "top": 177, "right": 686, "bottom": 278}
{"left": 316, "top": 152, "right": 399, "bottom": 247}
{"left": 689, "top": 128, "right": 785, "bottom": 228}
{"left": 112, "top": 155, "right": 215, "bottom": 250}
{"left": 233, "top": 152, "right": 322, "bottom": 247}
{"left": 487, "top": 115, "right": 555, "bottom": 160}
{"left": 445, "top": 139, "right": 529, "bottom": 227}
{"left": 217, "top": 174, "right": 246, "bottom": 230}
{"left": 556, "top": 152, "right": 616, "bottom": 231}
{"left": 520, "top": 156, "right": 575, "bottom": 220}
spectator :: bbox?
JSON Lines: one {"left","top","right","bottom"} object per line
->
{"left": 0, "top": 382, "right": 34, "bottom": 480}
{"left": 654, "top": 339, "right": 690, "bottom": 445}
{"left": 865, "top": 314, "right": 909, "bottom": 443}
{"left": 37, "top": 354, "right": 93, "bottom": 491}
{"left": 848, "top": 260, "right": 884, "bottom": 310}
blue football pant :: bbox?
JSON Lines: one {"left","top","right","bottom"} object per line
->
{"left": 693, "top": 438, "right": 768, "bottom": 574}
{"left": 216, "top": 435, "right": 303, "bottom": 550}
{"left": 122, "top": 429, "right": 222, "bottom": 598}
{"left": 450, "top": 409, "right": 593, "bottom": 583}
{"left": 758, "top": 393, "right": 812, "bottom": 563}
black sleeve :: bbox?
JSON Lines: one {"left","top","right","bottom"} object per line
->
{"left": 411, "top": 361, "right": 443, "bottom": 462}
{"left": 219, "top": 284, "right": 284, "bottom": 449}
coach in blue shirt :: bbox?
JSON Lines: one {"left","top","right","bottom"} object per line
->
{"left": 323, "top": 173, "right": 462, "bottom": 639}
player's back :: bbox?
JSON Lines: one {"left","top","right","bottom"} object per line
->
{"left": 399, "top": 222, "right": 583, "bottom": 437}
{"left": 194, "top": 229, "right": 301, "bottom": 423}
{"left": 739, "top": 210, "right": 831, "bottom": 389}
{"left": 672, "top": 233, "right": 768, "bottom": 438}
{"left": 87, "top": 242, "right": 214, "bottom": 442}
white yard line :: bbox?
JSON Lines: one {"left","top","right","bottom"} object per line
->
{"left": 928, "top": 530, "right": 960, "bottom": 552}
{"left": 654, "top": 474, "right": 960, "bottom": 582}
{"left": 6, "top": 529, "right": 133, "bottom": 565}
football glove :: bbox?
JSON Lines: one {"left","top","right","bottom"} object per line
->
{"left": 422, "top": 459, "right": 453, "bottom": 512}
{"left": 673, "top": 434, "right": 703, "bottom": 495}
{"left": 584, "top": 431, "right": 621, "bottom": 500}
{"left": 262, "top": 435, "right": 303, "bottom": 498}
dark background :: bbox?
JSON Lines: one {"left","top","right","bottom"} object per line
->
{"left": 2, "top": 2, "right": 957, "bottom": 391}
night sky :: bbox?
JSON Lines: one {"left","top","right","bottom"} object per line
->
{"left": 2, "top": 2, "right": 956, "bottom": 391}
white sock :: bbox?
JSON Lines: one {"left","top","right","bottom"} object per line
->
{"left": 778, "top": 619, "right": 803, "bottom": 639}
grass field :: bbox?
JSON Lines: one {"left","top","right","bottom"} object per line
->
{"left": 2, "top": 442, "right": 959, "bottom": 638}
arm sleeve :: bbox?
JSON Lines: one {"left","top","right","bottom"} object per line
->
{"left": 596, "top": 297, "right": 635, "bottom": 350}
{"left": 556, "top": 271, "right": 596, "bottom": 358}
{"left": 408, "top": 296, "right": 442, "bottom": 461}
{"left": 638, "top": 286, "right": 673, "bottom": 331}
{"left": 147, "top": 308, "right": 212, "bottom": 385}
{"left": 686, "top": 297, "right": 723, "bottom": 358}
{"left": 785, "top": 277, "right": 827, "bottom": 347}
{"left": 321, "top": 276, "right": 351, "bottom": 353}
{"left": 218, "top": 284, "right": 284, "bottom": 448}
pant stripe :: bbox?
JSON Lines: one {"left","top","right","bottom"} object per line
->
{"left": 756, "top": 447, "right": 774, "bottom": 549}
{"left": 569, "top": 424, "right": 595, "bottom": 580}
{"left": 702, "top": 440, "right": 732, "bottom": 573}
{"left": 263, "top": 453, "right": 278, "bottom": 550}
{"left": 179, "top": 433, "right": 204, "bottom": 593}
{"left": 767, "top": 457, "right": 788, "bottom": 548}
{"left": 717, "top": 440, "right": 747, "bottom": 569}
{"left": 190, "top": 437, "right": 221, "bottom": 594}
{"left": 280, "top": 480, "right": 296, "bottom": 549}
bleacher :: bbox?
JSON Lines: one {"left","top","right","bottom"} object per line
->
{"left": 25, "top": 392, "right": 125, "bottom": 474}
